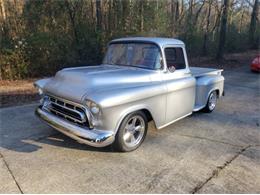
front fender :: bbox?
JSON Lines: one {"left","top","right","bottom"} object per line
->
{"left": 85, "top": 82, "right": 167, "bottom": 132}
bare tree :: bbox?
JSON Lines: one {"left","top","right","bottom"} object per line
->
{"left": 216, "top": 0, "right": 230, "bottom": 60}
{"left": 96, "top": 0, "right": 102, "bottom": 32}
{"left": 170, "top": 0, "right": 180, "bottom": 36}
{"left": 139, "top": 0, "right": 144, "bottom": 32}
{"left": 0, "top": 0, "right": 6, "bottom": 36}
{"left": 202, "top": 0, "right": 213, "bottom": 55}
{"left": 0, "top": 0, "right": 6, "bottom": 21}
{"left": 248, "top": 0, "right": 259, "bottom": 49}
{"left": 194, "top": 0, "right": 206, "bottom": 26}
{"left": 65, "top": 0, "right": 83, "bottom": 60}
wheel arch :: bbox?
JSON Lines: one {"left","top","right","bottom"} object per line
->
{"left": 115, "top": 105, "right": 156, "bottom": 134}
{"left": 207, "top": 88, "right": 220, "bottom": 101}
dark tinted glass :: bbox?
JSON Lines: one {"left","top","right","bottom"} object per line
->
{"left": 165, "top": 48, "right": 186, "bottom": 70}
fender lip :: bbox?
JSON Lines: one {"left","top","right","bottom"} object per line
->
{"left": 35, "top": 107, "right": 115, "bottom": 147}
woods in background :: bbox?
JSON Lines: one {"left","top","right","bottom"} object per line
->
{"left": 0, "top": 0, "right": 259, "bottom": 80}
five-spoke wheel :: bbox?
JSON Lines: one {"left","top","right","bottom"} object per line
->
{"left": 203, "top": 90, "right": 218, "bottom": 112}
{"left": 113, "top": 111, "right": 147, "bottom": 152}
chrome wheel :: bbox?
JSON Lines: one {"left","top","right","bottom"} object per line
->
{"left": 123, "top": 116, "right": 145, "bottom": 148}
{"left": 208, "top": 91, "right": 217, "bottom": 111}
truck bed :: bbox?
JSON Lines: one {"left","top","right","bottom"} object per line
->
{"left": 190, "top": 67, "right": 223, "bottom": 77}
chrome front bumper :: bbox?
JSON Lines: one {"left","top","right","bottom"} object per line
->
{"left": 35, "top": 107, "right": 115, "bottom": 147}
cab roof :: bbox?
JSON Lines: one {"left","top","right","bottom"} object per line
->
{"left": 110, "top": 37, "right": 185, "bottom": 47}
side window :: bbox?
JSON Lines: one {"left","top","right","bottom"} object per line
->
{"left": 164, "top": 47, "right": 186, "bottom": 70}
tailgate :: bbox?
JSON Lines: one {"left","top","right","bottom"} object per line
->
{"left": 190, "top": 67, "right": 223, "bottom": 77}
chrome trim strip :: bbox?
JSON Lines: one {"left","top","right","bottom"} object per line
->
{"left": 35, "top": 107, "right": 114, "bottom": 147}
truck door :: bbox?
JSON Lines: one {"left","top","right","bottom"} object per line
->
{"left": 163, "top": 46, "right": 196, "bottom": 125}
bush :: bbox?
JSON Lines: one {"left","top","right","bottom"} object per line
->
{"left": 0, "top": 48, "right": 28, "bottom": 80}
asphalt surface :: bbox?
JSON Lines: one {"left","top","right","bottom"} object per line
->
{"left": 0, "top": 67, "right": 259, "bottom": 193}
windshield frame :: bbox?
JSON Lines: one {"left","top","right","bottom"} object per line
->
{"left": 103, "top": 41, "right": 163, "bottom": 70}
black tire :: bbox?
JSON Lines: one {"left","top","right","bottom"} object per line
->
{"left": 203, "top": 91, "right": 217, "bottom": 113}
{"left": 113, "top": 111, "right": 148, "bottom": 152}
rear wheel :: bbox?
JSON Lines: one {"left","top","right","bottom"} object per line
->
{"left": 113, "top": 111, "right": 148, "bottom": 152}
{"left": 203, "top": 91, "right": 217, "bottom": 113}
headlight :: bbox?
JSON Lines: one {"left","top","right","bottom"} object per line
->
{"left": 34, "top": 84, "right": 44, "bottom": 98}
{"left": 34, "top": 84, "right": 45, "bottom": 105}
{"left": 86, "top": 100, "right": 100, "bottom": 115}
{"left": 38, "top": 87, "right": 43, "bottom": 95}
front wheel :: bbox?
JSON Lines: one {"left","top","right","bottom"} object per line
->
{"left": 113, "top": 111, "right": 148, "bottom": 152}
{"left": 203, "top": 91, "right": 218, "bottom": 113}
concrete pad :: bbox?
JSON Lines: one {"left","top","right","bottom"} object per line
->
{"left": 198, "top": 146, "right": 260, "bottom": 193}
{"left": 0, "top": 157, "right": 21, "bottom": 193}
{"left": 223, "top": 70, "right": 260, "bottom": 90}
{"left": 0, "top": 104, "right": 54, "bottom": 151}
{"left": 1, "top": 133, "right": 240, "bottom": 193}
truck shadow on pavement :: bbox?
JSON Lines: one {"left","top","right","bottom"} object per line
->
{"left": 38, "top": 132, "right": 114, "bottom": 152}
{"left": 1, "top": 131, "right": 114, "bottom": 153}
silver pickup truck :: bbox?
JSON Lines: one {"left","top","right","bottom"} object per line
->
{"left": 35, "top": 37, "right": 224, "bottom": 152}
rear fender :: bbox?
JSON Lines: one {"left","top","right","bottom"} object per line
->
{"left": 195, "top": 75, "right": 224, "bottom": 108}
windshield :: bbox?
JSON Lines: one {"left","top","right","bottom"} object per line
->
{"left": 103, "top": 42, "right": 162, "bottom": 70}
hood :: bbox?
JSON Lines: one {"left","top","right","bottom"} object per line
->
{"left": 43, "top": 65, "right": 157, "bottom": 104}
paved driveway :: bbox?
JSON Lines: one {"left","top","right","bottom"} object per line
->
{"left": 1, "top": 67, "right": 259, "bottom": 193}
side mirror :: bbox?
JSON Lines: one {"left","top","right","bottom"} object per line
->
{"left": 168, "top": 66, "right": 176, "bottom": 73}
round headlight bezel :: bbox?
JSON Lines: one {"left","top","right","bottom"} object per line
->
{"left": 90, "top": 106, "right": 100, "bottom": 115}
{"left": 85, "top": 100, "right": 101, "bottom": 115}
{"left": 38, "top": 87, "right": 43, "bottom": 96}
{"left": 34, "top": 83, "right": 44, "bottom": 96}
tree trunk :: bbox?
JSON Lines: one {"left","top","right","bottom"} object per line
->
{"left": 216, "top": 0, "right": 229, "bottom": 60}
{"left": 171, "top": 0, "right": 175, "bottom": 36}
{"left": 175, "top": 0, "right": 179, "bottom": 23}
{"left": 248, "top": 0, "right": 259, "bottom": 49}
{"left": 202, "top": 0, "right": 212, "bottom": 56}
{"left": 65, "top": 0, "right": 82, "bottom": 61}
{"left": 96, "top": 0, "right": 102, "bottom": 32}
{"left": 139, "top": 0, "right": 144, "bottom": 32}
{"left": 184, "top": 0, "right": 194, "bottom": 41}
{"left": 194, "top": 0, "right": 206, "bottom": 26}
{"left": 108, "top": 0, "right": 112, "bottom": 34}
{"left": 122, "top": 0, "right": 129, "bottom": 32}
{"left": 0, "top": 0, "right": 6, "bottom": 21}
{"left": 238, "top": 1, "right": 245, "bottom": 33}
{"left": 0, "top": 0, "right": 6, "bottom": 36}
{"left": 211, "top": 1, "right": 221, "bottom": 41}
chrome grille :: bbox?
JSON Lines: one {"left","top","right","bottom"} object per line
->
{"left": 43, "top": 95, "right": 89, "bottom": 127}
